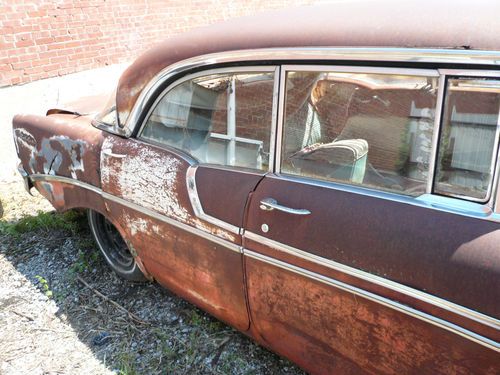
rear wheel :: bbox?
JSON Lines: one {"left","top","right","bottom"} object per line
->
{"left": 87, "top": 209, "right": 146, "bottom": 282}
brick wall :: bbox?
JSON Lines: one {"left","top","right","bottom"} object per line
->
{"left": 0, "top": 0, "right": 314, "bottom": 87}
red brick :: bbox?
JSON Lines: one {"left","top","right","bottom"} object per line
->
{"left": 2, "top": 0, "right": 315, "bottom": 86}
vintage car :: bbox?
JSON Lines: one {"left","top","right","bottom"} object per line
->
{"left": 12, "top": 1, "right": 500, "bottom": 374}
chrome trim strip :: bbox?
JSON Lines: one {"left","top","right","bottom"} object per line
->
{"left": 135, "top": 65, "right": 277, "bottom": 139}
{"left": 271, "top": 173, "right": 500, "bottom": 223}
{"left": 244, "top": 249, "right": 499, "bottom": 352}
{"left": 124, "top": 47, "right": 500, "bottom": 136}
{"left": 426, "top": 74, "right": 446, "bottom": 194}
{"left": 245, "top": 230, "right": 500, "bottom": 331}
{"left": 274, "top": 66, "right": 287, "bottom": 174}
{"left": 102, "top": 191, "right": 241, "bottom": 253}
{"left": 186, "top": 165, "right": 241, "bottom": 235}
{"left": 30, "top": 174, "right": 102, "bottom": 195}
{"left": 269, "top": 66, "right": 280, "bottom": 173}
{"left": 282, "top": 64, "right": 440, "bottom": 77}
{"left": 29, "top": 173, "right": 240, "bottom": 253}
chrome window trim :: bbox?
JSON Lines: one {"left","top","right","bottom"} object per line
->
{"left": 29, "top": 173, "right": 241, "bottom": 253}
{"left": 426, "top": 74, "right": 446, "bottom": 194}
{"left": 123, "top": 47, "right": 500, "bottom": 137}
{"left": 244, "top": 249, "right": 499, "bottom": 352}
{"left": 245, "top": 231, "right": 499, "bottom": 331}
{"left": 269, "top": 66, "right": 281, "bottom": 173}
{"left": 186, "top": 165, "right": 241, "bottom": 235}
{"left": 276, "top": 65, "right": 500, "bottom": 208}
{"left": 274, "top": 65, "right": 287, "bottom": 174}
{"left": 136, "top": 65, "right": 277, "bottom": 140}
{"left": 433, "top": 74, "right": 500, "bottom": 205}
{"left": 281, "top": 64, "right": 440, "bottom": 76}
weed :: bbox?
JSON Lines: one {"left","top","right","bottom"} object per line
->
{"left": 0, "top": 210, "right": 82, "bottom": 238}
{"left": 35, "top": 275, "right": 53, "bottom": 298}
{"left": 116, "top": 351, "right": 138, "bottom": 375}
{"left": 189, "top": 309, "right": 204, "bottom": 326}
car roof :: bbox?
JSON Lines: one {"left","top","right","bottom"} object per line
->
{"left": 116, "top": 0, "right": 500, "bottom": 127}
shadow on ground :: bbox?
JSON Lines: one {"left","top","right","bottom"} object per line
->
{"left": 0, "top": 202, "right": 304, "bottom": 374}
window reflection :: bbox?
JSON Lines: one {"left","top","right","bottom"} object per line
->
{"left": 141, "top": 72, "right": 275, "bottom": 171}
{"left": 435, "top": 78, "right": 500, "bottom": 201}
{"left": 282, "top": 71, "right": 438, "bottom": 196}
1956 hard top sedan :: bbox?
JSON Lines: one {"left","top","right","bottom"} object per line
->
{"left": 12, "top": 1, "right": 500, "bottom": 373}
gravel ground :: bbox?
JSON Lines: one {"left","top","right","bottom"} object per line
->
{"left": 0, "top": 178, "right": 305, "bottom": 374}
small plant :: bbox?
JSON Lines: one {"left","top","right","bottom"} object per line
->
{"left": 0, "top": 210, "right": 82, "bottom": 238}
{"left": 35, "top": 275, "right": 53, "bottom": 298}
{"left": 116, "top": 351, "right": 138, "bottom": 375}
{"left": 189, "top": 309, "right": 204, "bottom": 326}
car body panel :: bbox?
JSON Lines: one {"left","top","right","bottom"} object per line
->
{"left": 13, "top": 114, "right": 103, "bottom": 187}
{"left": 244, "top": 175, "right": 500, "bottom": 320}
{"left": 245, "top": 255, "right": 499, "bottom": 375}
{"left": 99, "top": 134, "right": 251, "bottom": 331}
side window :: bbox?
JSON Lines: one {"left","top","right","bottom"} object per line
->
{"left": 435, "top": 78, "right": 500, "bottom": 201}
{"left": 281, "top": 70, "right": 438, "bottom": 196}
{"left": 141, "top": 70, "right": 275, "bottom": 171}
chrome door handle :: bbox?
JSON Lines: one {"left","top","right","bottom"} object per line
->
{"left": 102, "top": 148, "right": 126, "bottom": 158}
{"left": 259, "top": 198, "right": 311, "bottom": 215}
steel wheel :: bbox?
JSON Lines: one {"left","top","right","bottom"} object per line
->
{"left": 88, "top": 209, "right": 146, "bottom": 281}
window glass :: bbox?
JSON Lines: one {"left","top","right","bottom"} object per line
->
{"left": 141, "top": 71, "right": 275, "bottom": 171}
{"left": 435, "top": 78, "right": 500, "bottom": 201}
{"left": 281, "top": 71, "right": 438, "bottom": 196}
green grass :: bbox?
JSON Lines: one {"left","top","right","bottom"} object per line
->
{"left": 0, "top": 210, "right": 82, "bottom": 238}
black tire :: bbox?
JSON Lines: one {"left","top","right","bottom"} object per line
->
{"left": 87, "top": 209, "right": 147, "bottom": 282}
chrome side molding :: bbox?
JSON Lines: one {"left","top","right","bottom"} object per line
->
{"left": 244, "top": 249, "right": 500, "bottom": 352}
{"left": 245, "top": 231, "right": 500, "bottom": 331}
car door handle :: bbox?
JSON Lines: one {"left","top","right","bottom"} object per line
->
{"left": 259, "top": 198, "right": 311, "bottom": 215}
{"left": 102, "top": 148, "right": 126, "bottom": 158}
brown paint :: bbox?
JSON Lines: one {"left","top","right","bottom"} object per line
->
{"left": 195, "top": 166, "right": 265, "bottom": 227}
{"left": 244, "top": 176, "right": 500, "bottom": 319}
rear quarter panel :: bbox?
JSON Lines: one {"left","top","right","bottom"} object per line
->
{"left": 13, "top": 114, "right": 104, "bottom": 187}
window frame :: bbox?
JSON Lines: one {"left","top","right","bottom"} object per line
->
{"left": 137, "top": 65, "right": 280, "bottom": 173}
{"left": 431, "top": 72, "right": 500, "bottom": 204}
{"left": 274, "top": 65, "right": 500, "bottom": 210}
{"left": 274, "top": 65, "right": 440, "bottom": 196}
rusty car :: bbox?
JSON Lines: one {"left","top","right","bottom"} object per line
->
{"left": 12, "top": 1, "right": 500, "bottom": 373}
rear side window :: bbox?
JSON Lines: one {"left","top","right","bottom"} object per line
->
{"left": 434, "top": 78, "right": 500, "bottom": 201}
{"left": 280, "top": 70, "right": 439, "bottom": 196}
{"left": 141, "top": 70, "right": 275, "bottom": 171}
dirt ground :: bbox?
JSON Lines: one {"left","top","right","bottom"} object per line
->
{"left": 0, "top": 178, "right": 304, "bottom": 375}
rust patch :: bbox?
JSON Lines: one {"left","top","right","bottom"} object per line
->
{"left": 105, "top": 200, "right": 250, "bottom": 332}
{"left": 245, "top": 258, "right": 499, "bottom": 375}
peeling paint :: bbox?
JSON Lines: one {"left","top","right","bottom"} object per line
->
{"left": 14, "top": 128, "right": 86, "bottom": 178}
{"left": 39, "top": 135, "right": 86, "bottom": 178}
{"left": 101, "top": 136, "right": 235, "bottom": 242}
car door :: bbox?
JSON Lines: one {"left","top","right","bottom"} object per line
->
{"left": 243, "top": 66, "right": 500, "bottom": 373}
{"left": 100, "top": 66, "right": 278, "bottom": 332}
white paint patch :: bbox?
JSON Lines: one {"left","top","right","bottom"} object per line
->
{"left": 101, "top": 137, "right": 236, "bottom": 242}
{"left": 14, "top": 128, "right": 37, "bottom": 174}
